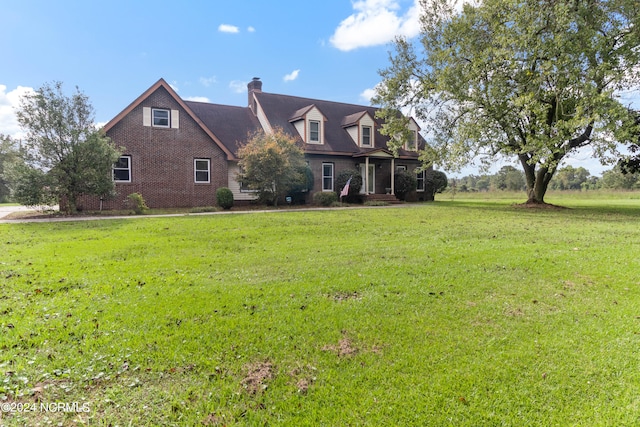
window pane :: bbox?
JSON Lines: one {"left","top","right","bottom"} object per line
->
{"left": 113, "top": 156, "right": 131, "bottom": 182}
{"left": 153, "top": 109, "right": 169, "bottom": 127}
{"left": 114, "top": 169, "right": 130, "bottom": 181}
{"left": 322, "top": 164, "right": 333, "bottom": 190}
{"left": 310, "top": 121, "right": 320, "bottom": 142}
{"left": 195, "top": 160, "right": 208, "bottom": 171}
{"left": 196, "top": 171, "right": 209, "bottom": 182}
{"left": 195, "top": 159, "right": 210, "bottom": 182}
{"left": 114, "top": 157, "right": 129, "bottom": 169}
{"left": 362, "top": 126, "right": 371, "bottom": 145}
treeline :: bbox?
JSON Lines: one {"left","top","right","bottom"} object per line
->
{"left": 450, "top": 165, "right": 640, "bottom": 192}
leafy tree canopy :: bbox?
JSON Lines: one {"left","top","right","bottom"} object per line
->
{"left": 237, "top": 128, "right": 306, "bottom": 206}
{"left": 0, "top": 135, "right": 21, "bottom": 202}
{"left": 375, "top": 0, "right": 640, "bottom": 204}
{"left": 14, "top": 82, "right": 121, "bottom": 213}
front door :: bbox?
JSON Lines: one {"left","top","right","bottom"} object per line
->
{"left": 359, "top": 163, "right": 375, "bottom": 194}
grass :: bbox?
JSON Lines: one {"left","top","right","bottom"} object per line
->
{"left": 1, "top": 196, "right": 640, "bottom": 426}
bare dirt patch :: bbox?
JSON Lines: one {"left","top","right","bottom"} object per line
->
{"left": 322, "top": 335, "right": 358, "bottom": 357}
{"left": 241, "top": 361, "right": 274, "bottom": 394}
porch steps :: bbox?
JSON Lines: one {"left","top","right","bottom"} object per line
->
{"left": 364, "top": 194, "right": 402, "bottom": 204}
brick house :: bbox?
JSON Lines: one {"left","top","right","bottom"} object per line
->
{"left": 88, "top": 78, "right": 431, "bottom": 210}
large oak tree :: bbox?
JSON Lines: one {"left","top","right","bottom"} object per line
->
{"left": 375, "top": 0, "right": 640, "bottom": 204}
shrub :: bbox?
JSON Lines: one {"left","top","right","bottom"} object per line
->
{"left": 216, "top": 187, "right": 234, "bottom": 210}
{"left": 394, "top": 170, "right": 418, "bottom": 201}
{"left": 335, "top": 169, "right": 363, "bottom": 199}
{"left": 313, "top": 191, "right": 338, "bottom": 206}
{"left": 127, "top": 193, "right": 148, "bottom": 215}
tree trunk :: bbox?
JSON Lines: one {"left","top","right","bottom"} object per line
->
{"left": 519, "top": 155, "right": 553, "bottom": 204}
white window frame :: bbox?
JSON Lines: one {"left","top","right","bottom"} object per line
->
{"left": 322, "top": 163, "right": 334, "bottom": 191}
{"left": 362, "top": 125, "right": 372, "bottom": 147}
{"left": 309, "top": 120, "right": 321, "bottom": 144}
{"left": 113, "top": 155, "right": 131, "bottom": 182}
{"left": 194, "top": 158, "right": 210, "bottom": 183}
{"left": 416, "top": 170, "right": 425, "bottom": 192}
{"left": 152, "top": 108, "right": 170, "bottom": 128}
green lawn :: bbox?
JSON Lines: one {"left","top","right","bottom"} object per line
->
{"left": 1, "top": 198, "right": 639, "bottom": 426}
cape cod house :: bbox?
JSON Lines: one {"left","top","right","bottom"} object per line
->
{"left": 87, "top": 78, "right": 431, "bottom": 210}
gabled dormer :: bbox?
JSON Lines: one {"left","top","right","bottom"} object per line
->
{"left": 289, "top": 105, "right": 326, "bottom": 144}
{"left": 342, "top": 111, "right": 376, "bottom": 148}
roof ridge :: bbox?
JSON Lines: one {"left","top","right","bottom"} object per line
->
{"left": 257, "top": 91, "right": 378, "bottom": 110}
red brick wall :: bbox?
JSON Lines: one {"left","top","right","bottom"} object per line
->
{"left": 80, "top": 86, "right": 228, "bottom": 210}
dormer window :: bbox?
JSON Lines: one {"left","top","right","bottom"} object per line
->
{"left": 362, "top": 126, "right": 372, "bottom": 147}
{"left": 405, "top": 130, "right": 417, "bottom": 151}
{"left": 289, "top": 105, "right": 325, "bottom": 144}
{"left": 309, "top": 120, "right": 321, "bottom": 143}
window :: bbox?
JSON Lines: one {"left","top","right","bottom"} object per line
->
{"left": 113, "top": 156, "right": 131, "bottom": 182}
{"left": 322, "top": 163, "right": 334, "bottom": 191}
{"left": 194, "top": 159, "right": 210, "bottom": 183}
{"left": 406, "top": 131, "right": 418, "bottom": 151}
{"left": 309, "top": 120, "right": 320, "bottom": 143}
{"left": 362, "top": 126, "right": 372, "bottom": 146}
{"left": 416, "top": 170, "right": 425, "bottom": 191}
{"left": 152, "top": 108, "right": 170, "bottom": 127}
{"left": 396, "top": 165, "right": 407, "bottom": 172}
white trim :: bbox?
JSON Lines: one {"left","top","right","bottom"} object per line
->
{"left": 309, "top": 120, "right": 321, "bottom": 144}
{"left": 113, "top": 155, "right": 132, "bottom": 182}
{"left": 322, "top": 162, "right": 334, "bottom": 191}
{"left": 416, "top": 169, "right": 425, "bottom": 192}
{"left": 194, "top": 158, "right": 210, "bottom": 183}
{"left": 362, "top": 125, "right": 372, "bottom": 147}
{"left": 152, "top": 108, "right": 170, "bottom": 128}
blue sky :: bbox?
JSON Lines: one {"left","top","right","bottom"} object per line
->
{"left": 1, "top": 0, "right": 638, "bottom": 176}
{"left": 1, "top": 0, "right": 420, "bottom": 129}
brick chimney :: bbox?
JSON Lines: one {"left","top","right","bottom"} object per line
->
{"left": 248, "top": 77, "right": 262, "bottom": 113}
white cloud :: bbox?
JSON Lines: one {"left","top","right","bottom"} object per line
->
{"left": 0, "top": 84, "right": 34, "bottom": 138}
{"left": 199, "top": 76, "right": 217, "bottom": 87}
{"left": 330, "top": 0, "right": 422, "bottom": 51}
{"left": 360, "top": 87, "right": 377, "bottom": 103}
{"left": 283, "top": 69, "right": 300, "bottom": 82}
{"left": 184, "top": 96, "right": 211, "bottom": 103}
{"left": 247, "top": 26, "right": 256, "bottom": 33}
{"left": 229, "top": 80, "right": 248, "bottom": 94}
{"left": 218, "top": 24, "right": 240, "bottom": 34}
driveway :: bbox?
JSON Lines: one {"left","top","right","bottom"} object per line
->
{"left": 0, "top": 205, "right": 38, "bottom": 219}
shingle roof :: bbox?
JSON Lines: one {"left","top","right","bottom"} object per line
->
{"left": 184, "top": 87, "right": 422, "bottom": 159}
{"left": 185, "top": 101, "right": 262, "bottom": 158}
{"left": 254, "top": 91, "right": 421, "bottom": 158}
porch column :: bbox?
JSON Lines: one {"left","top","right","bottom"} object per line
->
{"left": 365, "top": 156, "right": 370, "bottom": 194}
{"left": 391, "top": 158, "right": 395, "bottom": 195}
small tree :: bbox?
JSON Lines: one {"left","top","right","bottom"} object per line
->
{"left": 0, "top": 135, "right": 21, "bottom": 202}
{"left": 237, "top": 128, "right": 306, "bottom": 207}
{"left": 15, "top": 82, "right": 121, "bottom": 213}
